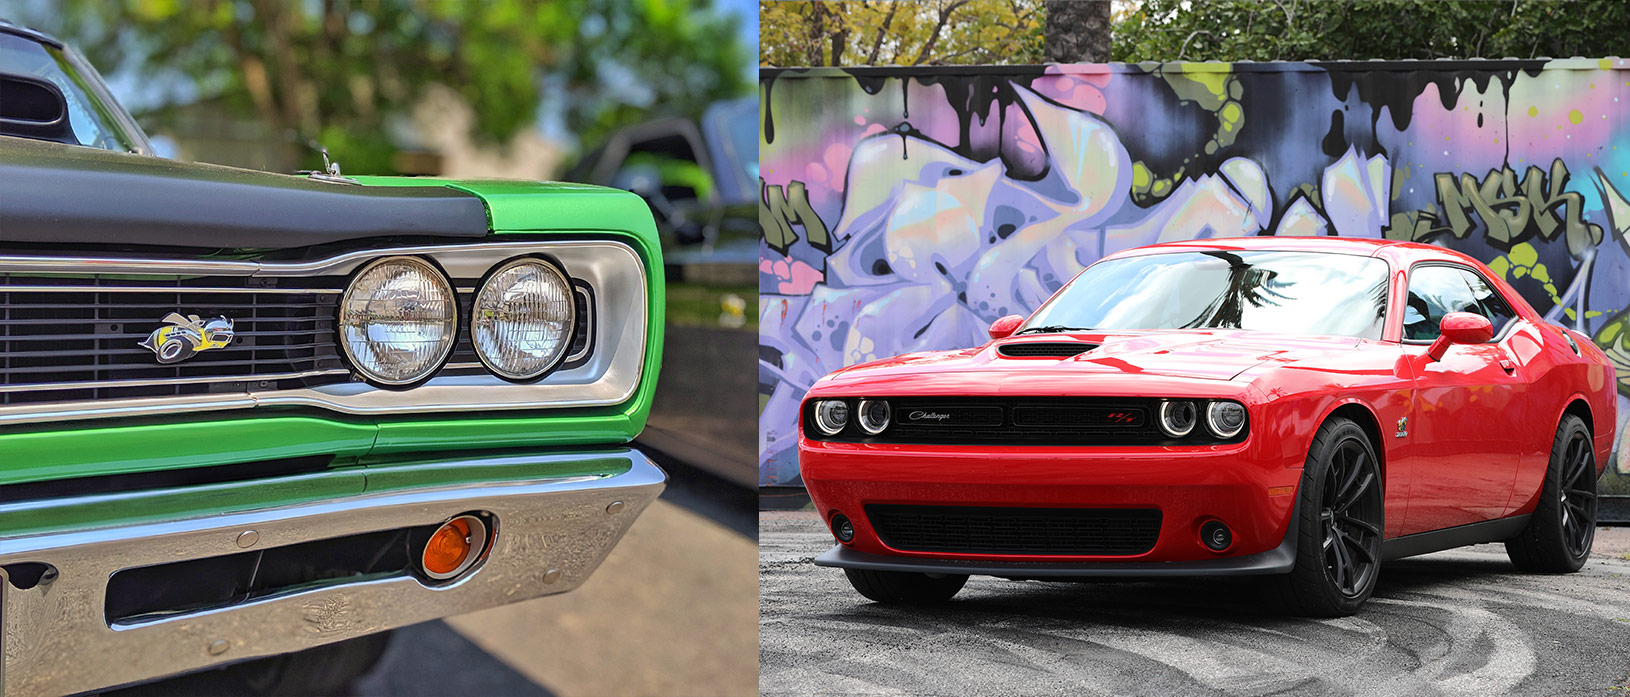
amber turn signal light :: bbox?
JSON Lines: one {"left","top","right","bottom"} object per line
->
{"left": 421, "top": 514, "right": 489, "bottom": 581}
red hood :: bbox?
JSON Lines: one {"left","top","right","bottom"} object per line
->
{"left": 817, "top": 330, "right": 1365, "bottom": 395}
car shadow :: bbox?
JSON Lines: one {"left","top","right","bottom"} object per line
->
{"left": 821, "top": 553, "right": 1530, "bottom": 629}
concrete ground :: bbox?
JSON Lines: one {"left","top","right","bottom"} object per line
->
{"left": 761, "top": 510, "right": 1630, "bottom": 697}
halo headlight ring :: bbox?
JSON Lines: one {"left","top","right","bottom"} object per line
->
{"left": 337, "top": 255, "right": 460, "bottom": 389}
{"left": 470, "top": 256, "right": 578, "bottom": 383}
{"left": 857, "top": 399, "right": 891, "bottom": 435}
{"left": 1205, "top": 400, "right": 1248, "bottom": 439}
{"left": 812, "top": 399, "right": 849, "bottom": 436}
{"left": 1157, "top": 399, "right": 1198, "bottom": 439}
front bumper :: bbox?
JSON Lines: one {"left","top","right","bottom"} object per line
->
{"left": 799, "top": 438, "right": 1302, "bottom": 564}
{"left": 0, "top": 448, "right": 664, "bottom": 697}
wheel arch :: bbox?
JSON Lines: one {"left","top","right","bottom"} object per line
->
{"left": 1322, "top": 401, "right": 1387, "bottom": 485}
{"left": 1561, "top": 395, "right": 1593, "bottom": 437}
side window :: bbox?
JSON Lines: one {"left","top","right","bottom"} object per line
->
{"left": 1403, "top": 265, "right": 1513, "bottom": 341}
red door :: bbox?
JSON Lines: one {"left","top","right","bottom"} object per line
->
{"left": 1397, "top": 264, "right": 1528, "bottom": 535}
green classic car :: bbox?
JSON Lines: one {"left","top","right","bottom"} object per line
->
{"left": 0, "top": 21, "right": 664, "bottom": 696}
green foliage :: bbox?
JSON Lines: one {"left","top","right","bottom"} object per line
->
{"left": 8, "top": 0, "right": 748, "bottom": 173}
{"left": 760, "top": 0, "right": 1044, "bottom": 67}
{"left": 1113, "top": 0, "right": 1630, "bottom": 63}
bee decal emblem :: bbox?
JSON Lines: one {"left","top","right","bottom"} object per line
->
{"left": 139, "top": 313, "right": 234, "bottom": 364}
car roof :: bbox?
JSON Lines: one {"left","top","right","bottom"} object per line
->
{"left": 1103, "top": 235, "right": 1485, "bottom": 267}
{"left": 0, "top": 19, "right": 64, "bottom": 48}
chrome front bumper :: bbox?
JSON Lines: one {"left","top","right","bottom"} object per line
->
{"left": 0, "top": 449, "right": 665, "bottom": 697}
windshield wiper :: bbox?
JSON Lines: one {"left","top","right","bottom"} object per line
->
{"left": 1015, "top": 325, "right": 1092, "bottom": 335}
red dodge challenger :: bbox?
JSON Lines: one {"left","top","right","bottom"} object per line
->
{"left": 799, "top": 237, "right": 1618, "bottom": 616}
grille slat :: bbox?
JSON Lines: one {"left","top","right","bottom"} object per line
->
{"left": 866, "top": 504, "right": 1162, "bottom": 556}
{"left": 0, "top": 276, "right": 348, "bottom": 405}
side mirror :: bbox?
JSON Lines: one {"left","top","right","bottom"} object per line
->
{"left": 1426, "top": 311, "right": 1492, "bottom": 361}
{"left": 988, "top": 314, "right": 1025, "bottom": 340}
{"left": 0, "top": 73, "right": 75, "bottom": 145}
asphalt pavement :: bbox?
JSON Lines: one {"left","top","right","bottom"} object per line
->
{"left": 761, "top": 510, "right": 1630, "bottom": 697}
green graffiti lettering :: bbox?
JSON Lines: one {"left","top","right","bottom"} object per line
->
{"left": 1394, "top": 159, "right": 1602, "bottom": 254}
{"left": 760, "top": 179, "right": 831, "bottom": 255}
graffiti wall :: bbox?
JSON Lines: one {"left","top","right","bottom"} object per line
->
{"left": 758, "top": 61, "right": 1630, "bottom": 494}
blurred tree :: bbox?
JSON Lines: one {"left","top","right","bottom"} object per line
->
{"left": 1044, "top": 0, "right": 1110, "bottom": 63}
{"left": 1114, "top": 0, "right": 1630, "bottom": 62}
{"left": 759, "top": 0, "right": 1044, "bottom": 67}
{"left": 11, "top": 0, "right": 748, "bottom": 173}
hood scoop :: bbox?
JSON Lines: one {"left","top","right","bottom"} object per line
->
{"left": 997, "top": 342, "right": 1097, "bottom": 358}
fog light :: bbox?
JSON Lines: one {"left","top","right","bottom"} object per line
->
{"left": 1201, "top": 520, "right": 1232, "bottom": 552}
{"left": 421, "top": 514, "right": 489, "bottom": 580}
{"left": 831, "top": 513, "right": 855, "bottom": 543}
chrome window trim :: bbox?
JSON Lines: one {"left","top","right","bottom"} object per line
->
{"left": 0, "top": 241, "right": 649, "bottom": 426}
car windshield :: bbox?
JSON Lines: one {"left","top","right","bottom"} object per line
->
{"left": 1021, "top": 250, "right": 1391, "bottom": 339}
{"left": 0, "top": 31, "right": 150, "bottom": 153}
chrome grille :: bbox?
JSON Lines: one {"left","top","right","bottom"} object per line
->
{"left": 0, "top": 276, "right": 349, "bottom": 405}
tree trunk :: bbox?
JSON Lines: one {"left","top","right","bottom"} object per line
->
{"left": 1045, "top": 0, "right": 1112, "bottom": 63}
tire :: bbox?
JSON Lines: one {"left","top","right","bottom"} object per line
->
{"left": 844, "top": 567, "right": 967, "bottom": 604}
{"left": 1267, "top": 416, "right": 1385, "bottom": 617}
{"left": 1505, "top": 413, "right": 1596, "bottom": 573}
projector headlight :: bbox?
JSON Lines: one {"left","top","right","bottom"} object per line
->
{"left": 812, "top": 400, "right": 849, "bottom": 436}
{"left": 1206, "top": 400, "right": 1247, "bottom": 438}
{"left": 857, "top": 399, "right": 891, "bottom": 435}
{"left": 339, "top": 256, "right": 458, "bottom": 386}
{"left": 1158, "top": 399, "right": 1198, "bottom": 438}
{"left": 471, "top": 258, "right": 576, "bottom": 381}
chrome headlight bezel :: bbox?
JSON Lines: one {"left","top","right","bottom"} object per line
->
{"left": 470, "top": 256, "right": 578, "bottom": 383}
{"left": 338, "top": 255, "right": 460, "bottom": 388}
{"left": 1205, "top": 400, "right": 1248, "bottom": 439}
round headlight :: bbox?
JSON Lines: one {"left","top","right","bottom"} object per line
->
{"left": 812, "top": 400, "right": 849, "bottom": 436}
{"left": 339, "top": 257, "right": 458, "bottom": 386}
{"left": 1158, "top": 399, "right": 1198, "bottom": 438}
{"left": 1206, "top": 401, "right": 1247, "bottom": 438}
{"left": 471, "top": 258, "right": 577, "bottom": 381}
{"left": 857, "top": 399, "right": 891, "bottom": 435}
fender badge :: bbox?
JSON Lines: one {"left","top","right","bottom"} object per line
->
{"left": 140, "top": 313, "right": 234, "bottom": 364}
{"left": 1396, "top": 416, "right": 1408, "bottom": 439}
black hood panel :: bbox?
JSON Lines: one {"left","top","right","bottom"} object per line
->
{"left": 0, "top": 137, "right": 490, "bottom": 250}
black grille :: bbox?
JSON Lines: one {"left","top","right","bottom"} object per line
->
{"left": 997, "top": 342, "right": 1096, "bottom": 358}
{"left": 866, "top": 504, "right": 1162, "bottom": 556}
{"left": 814, "top": 397, "right": 1199, "bottom": 445}
{"left": 0, "top": 275, "right": 348, "bottom": 405}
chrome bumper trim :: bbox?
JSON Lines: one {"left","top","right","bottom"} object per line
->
{"left": 0, "top": 240, "right": 650, "bottom": 427}
{"left": 0, "top": 449, "right": 665, "bottom": 697}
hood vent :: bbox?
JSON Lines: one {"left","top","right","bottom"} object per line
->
{"left": 997, "top": 342, "right": 1096, "bottom": 358}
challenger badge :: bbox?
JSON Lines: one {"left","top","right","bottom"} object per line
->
{"left": 140, "top": 313, "right": 234, "bottom": 364}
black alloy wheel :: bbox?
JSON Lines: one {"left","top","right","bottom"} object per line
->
{"left": 1321, "top": 438, "right": 1383, "bottom": 597}
{"left": 1506, "top": 413, "right": 1596, "bottom": 572}
{"left": 1269, "top": 416, "right": 1384, "bottom": 617}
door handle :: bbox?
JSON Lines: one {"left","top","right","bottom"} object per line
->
{"left": 1499, "top": 358, "right": 1516, "bottom": 373}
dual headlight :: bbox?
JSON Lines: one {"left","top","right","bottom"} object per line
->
{"left": 811, "top": 398, "right": 890, "bottom": 436}
{"left": 339, "top": 256, "right": 576, "bottom": 386}
{"left": 1158, "top": 399, "right": 1247, "bottom": 439}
